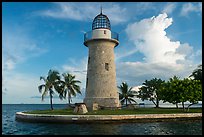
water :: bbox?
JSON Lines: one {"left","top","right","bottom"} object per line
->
{"left": 2, "top": 104, "right": 202, "bottom": 135}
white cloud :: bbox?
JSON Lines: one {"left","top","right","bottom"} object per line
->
{"left": 2, "top": 71, "right": 72, "bottom": 104}
{"left": 2, "top": 27, "right": 48, "bottom": 72}
{"left": 62, "top": 57, "right": 88, "bottom": 88}
{"left": 180, "top": 2, "right": 202, "bottom": 16}
{"left": 39, "top": 2, "right": 128, "bottom": 25}
{"left": 2, "top": 55, "right": 15, "bottom": 71}
{"left": 175, "top": 43, "right": 193, "bottom": 56}
{"left": 38, "top": 2, "right": 164, "bottom": 25}
{"left": 115, "top": 44, "right": 138, "bottom": 61}
{"left": 187, "top": 49, "right": 202, "bottom": 65}
{"left": 116, "top": 61, "right": 195, "bottom": 86}
{"left": 3, "top": 72, "right": 44, "bottom": 104}
{"left": 2, "top": 26, "right": 48, "bottom": 104}
{"left": 41, "top": 2, "right": 85, "bottom": 21}
{"left": 162, "top": 3, "right": 176, "bottom": 14}
{"left": 56, "top": 57, "right": 88, "bottom": 103}
{"left": 126, "top": 13, "right": 187, "bottom": 64}
{"left": 103, "top": 3, "right": 128, "bottom": 24}
{"left": 115, "top": 13, "right": 199, "bottom": 86}
{"left": 132, "top": 85, "right": 142, "bottom": 92}
{"left": 2, "top": 68, "right": 85, "bottom": 104}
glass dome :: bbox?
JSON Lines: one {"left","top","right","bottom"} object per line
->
{"left": 92, "top": 13, "right": 111, "bottom": 30}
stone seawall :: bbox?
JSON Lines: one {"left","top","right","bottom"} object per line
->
{"left": 15, "top": 112, "right": 202, "bottom": 123}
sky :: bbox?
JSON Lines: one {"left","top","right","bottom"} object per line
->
{"left": 2, "top": 2, "right": 202, "bottom": 104}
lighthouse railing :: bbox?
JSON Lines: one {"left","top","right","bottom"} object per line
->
{"left": 84, "top": 31, "right": 119, "bottom": 42}
{"left": 111, "top": 31, "right": 119, "bottom": 41}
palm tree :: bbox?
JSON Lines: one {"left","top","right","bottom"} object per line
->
{"left": 59, "top": 73, "right": 81, "bottom": 107}
{"left": 118, "top": 82, "right": 137, "bottom": 107}
{"left": 38, "top": 69, "right": 61, "bottom": 110}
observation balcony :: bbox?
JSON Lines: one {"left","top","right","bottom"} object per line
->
{"left": 84, "top": 30, "right": 119, "bottom": 47}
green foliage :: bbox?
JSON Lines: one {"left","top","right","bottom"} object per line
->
{"left": 38, "top": 70, "right": 82, "bottom": 109}
{"left": 57, "top": 73, "right": 81, "bottom": 106}
{"left": 183, "top": 79, "right": 202, "bottom": 111}
{"left": 160, "top": 76, "right": 202, "bottom": 111}
{"left": 189, "top": 64, "right": 202, "bottom": 82}
{"left": 118, "top": 82, "right": 137, "bottom": 106}
{"left": 160, "top": 76, "right": 182, "bottom": 105}
{"left": 137, "top": 78, "right": 165, "bottom": 108}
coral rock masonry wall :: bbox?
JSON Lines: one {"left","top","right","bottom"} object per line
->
{"left": 84, "top": 40, "right": 120, "bottom": 110}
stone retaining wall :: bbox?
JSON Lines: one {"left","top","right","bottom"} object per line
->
{"left": 15, "top": 112, "right": 202, "bottom": 123}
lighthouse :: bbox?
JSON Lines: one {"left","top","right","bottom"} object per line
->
{"left": 83, "top": 9, "right": 120, "bottom": 110}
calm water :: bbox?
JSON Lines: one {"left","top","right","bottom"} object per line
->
{"left": 2, "top": 104, "right": 202, "bottom": 135}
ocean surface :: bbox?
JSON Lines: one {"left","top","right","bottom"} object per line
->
{"left": 2, "top": 104, "right": 202, "bottom": 135}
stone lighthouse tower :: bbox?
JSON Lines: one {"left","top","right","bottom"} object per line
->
{"left": 83, "top": 9, "right": 120, "bottom": 110}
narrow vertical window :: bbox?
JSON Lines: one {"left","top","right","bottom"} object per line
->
{"left": 105, "top": 63, "right": 109, "bottom": 71}
{"left": 104, "top": 30, "right": 106, "bottom": 34}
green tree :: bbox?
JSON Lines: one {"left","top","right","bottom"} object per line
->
{"left": 189, "top": 64, "right": 202, "bottom": 82}
{"left": 118, "top": 82, "right": 137, "bottom": 107}
{"left": 59, "top": 73, "right": 81, "bottom": 106}
{"left": 161, "top": 76, "right": 202, "bottom": 111}
{"left": 160, "top": 76, "right": 181, "bottom": 109}
{"left": 38, "top": 69, "right": 61, "bottom": 110}
{"left": 183, "top": 79, "right": 202, "bottom": 112}
{"left": 137, "top": 78, "right": 165, "bottom": 108}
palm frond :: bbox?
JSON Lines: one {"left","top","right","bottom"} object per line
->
{"left": 127, "top": 99, "right": 132, "bottom": 104}
{"left": 73, "top": 85, "right": 81, "bottom": 94}
{"left": 40, "top": 77, "right": 46, "bottom": 82}
{"left": 60, "top": 72, "right": 82, "bottom": 102}
{"left": 63, "top": 89, "right": 68, "bottom": 98}
{"left": 119, "top": 93, "right": 123, "bottom": 100}
{"left": 70, "top": 87, "right": 76, "bottom": 97}
{"left": 58, "top": 93, "right": 64, "bottom": 100}
{"left": 38, "top": 85, "right": 45, "bottom": 93}
{"left": 128, "top": 98, "right": 137, "bottom": 104}
{"left": 120, "top": 99, "right": 125, "bottom": 105}
{"left": 41, "top": 89, "right": 48, "bottom": 101}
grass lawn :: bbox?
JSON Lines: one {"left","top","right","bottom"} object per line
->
{"left": 25, "top": 107, "right": 202, "bottom": 115}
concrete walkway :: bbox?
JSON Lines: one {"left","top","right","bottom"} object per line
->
{"left": 15, "top": 112, "right": 202, "bottom": 123}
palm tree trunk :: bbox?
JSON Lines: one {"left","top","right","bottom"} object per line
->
{"left": 50, "top": 92, "right": 53, "bottom": 110}
{"left": 176, "top": 103, "right": 178, "bottom": 109}
{"left": 65, "top": 90, "right": 72, "bottom": 108}
{"left": 126, "top": 99, "right": 127, "bottom": 107}
{"left": 68, "top": 96, "right": 70, "bottom": 106}
{"left": 156, "top": 99, "right": 159, "bottom": 108}
{"left": 182, "top": 102, "right": 185, "bottom": 111}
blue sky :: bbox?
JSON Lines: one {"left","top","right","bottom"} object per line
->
{"left": 2, "top": 2, "right": 202, "bottom": 104}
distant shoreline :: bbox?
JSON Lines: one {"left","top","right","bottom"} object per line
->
{"left": 3, "top": 103, "right": 202, "bottom": 109}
